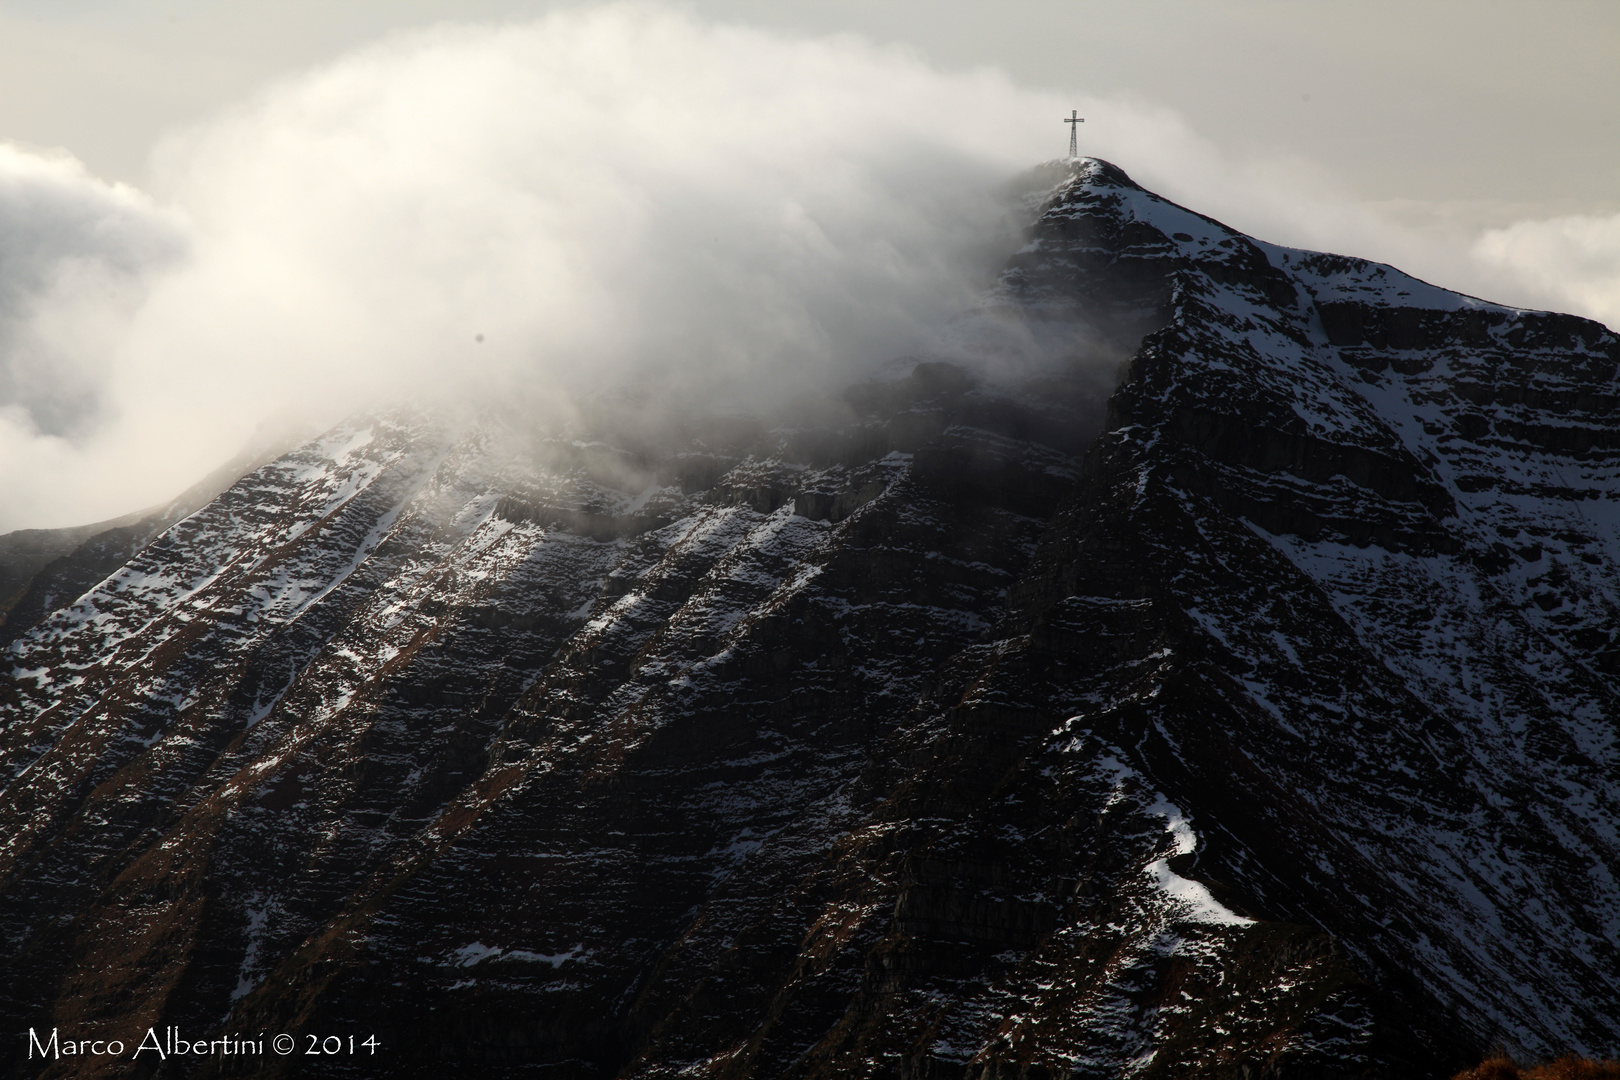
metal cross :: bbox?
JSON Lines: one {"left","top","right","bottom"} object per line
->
{"left": 1065, "top": 110, "right": 1085, "bottom": 159}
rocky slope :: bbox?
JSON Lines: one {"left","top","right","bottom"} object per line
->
{"left": 0, "top": 159, "right": 1615, "bottom": 1080}
{"left": 0, "top": 444, "right": 294, "bottom": 652}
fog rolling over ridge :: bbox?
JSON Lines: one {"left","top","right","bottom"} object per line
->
{"left": 1, "top": 153, "right": 1615, "bottom": 1079}
{"left": 3, "top": 3, "right": 1618, "bottom": 535}
{"left": 0, "top": 6, "right": 1083, "bottom": 534}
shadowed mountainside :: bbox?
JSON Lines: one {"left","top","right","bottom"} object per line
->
{"left": 1, "top": 159, "right": 1616, "bottom": 1079}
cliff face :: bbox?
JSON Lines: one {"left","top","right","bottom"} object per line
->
{"left": 1, "top": 160, "right": 1615, "bottom": 1080}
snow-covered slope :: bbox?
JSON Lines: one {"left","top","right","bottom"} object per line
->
{"left": 0, "top": 159, "right": 1615, "bottom": 1080}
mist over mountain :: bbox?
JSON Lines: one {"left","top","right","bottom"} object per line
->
{"left": 1, "top": 155, "right": 1615, "bottom": 1079}
{"left": 2, "top": 4, "right": 1616, "bottom": 536}
{"left": 0, "top": 6, "right": 1066, "bottom": 534}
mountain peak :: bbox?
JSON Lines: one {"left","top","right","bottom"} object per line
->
{"left": 1, "top": 161, "right": 1616, "bottom": 1078}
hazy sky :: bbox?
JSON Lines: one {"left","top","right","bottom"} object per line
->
{"left": 4, "top": 0, "right": 1615, "bottom": 225}
{"left": 0, "top": 0, "right": 1617, "bottom": 532}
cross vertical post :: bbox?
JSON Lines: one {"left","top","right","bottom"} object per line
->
{"left": 1065, "top": 110, "right": 1084, "bottom": 159}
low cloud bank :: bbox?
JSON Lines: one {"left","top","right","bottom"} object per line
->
{"left": 0, "top": 146, "right": 186, "bottom": 527}
{"left": 0, "top": 4, "right": 1613, "bottom": 532}
{"left": 1473, "top": 213, "right": 1620, "bottom": 330}
{"left": 0, "top": 7, "right": 1067, "bottom": 531}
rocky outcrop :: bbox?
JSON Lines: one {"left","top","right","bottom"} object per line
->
{"left": 0, "top": 160, "right": 1615, "bottom": 1080}
{"left": 0, "top": 444, "right": 288, "bottom": 650}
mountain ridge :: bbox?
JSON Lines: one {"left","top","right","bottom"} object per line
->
{"left": 0, "top": 158, "right": 1615, "bottom": 1080}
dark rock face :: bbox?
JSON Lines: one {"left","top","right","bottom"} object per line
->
{"left": 0, "top": 447, "right": 288, "bottom": 651}
{"left": 1, "top": 160, "right": 1616, "bottom": 1080}
{"left": 0, "top": 518, "right": 149, "bottom": 645}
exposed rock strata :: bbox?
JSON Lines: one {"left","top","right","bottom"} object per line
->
{"left": 1, "top": 160, "right": 1616, "bottom": 1079}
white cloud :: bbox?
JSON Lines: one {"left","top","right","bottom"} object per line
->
{"left": 0, "top": 7, "right": 1072, "bottom": 530}
{"left": 1473, "top": 213, "right": 1620, "bottom": 330}
{"left": 0, "top": 144, "right": 183, "bottom": 436}
{"left": 0, "top": 3, "right": 1612, "bottom": 533}
{"left": 0, "top": 144, "right": 186, "bottom": 529}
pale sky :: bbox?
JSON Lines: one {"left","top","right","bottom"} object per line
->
{"left": 2, "top": 0, "right": 1615, "bottom": 228}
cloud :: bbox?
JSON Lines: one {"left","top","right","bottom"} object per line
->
{"left": 0, "top": 144, "right": 182, "bottom": 442}
{"left": 0, "top": 144, "right": 187, "bottom": 530}
{"left": 0, "top": 3, "right": 1613, "bottom": 533}
{"left": 0, "top": 6, "right": 1080, "bottom": 531}
{"left": 1473, "top": 213, "right": 1620, "bottom": 330}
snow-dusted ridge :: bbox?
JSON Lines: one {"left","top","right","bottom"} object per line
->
{"left": 0, "top": 158, "right": 1615, "bottom": 1079}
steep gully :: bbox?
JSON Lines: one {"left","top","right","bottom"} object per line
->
{"left": 0, "top": 159, "right": 1616, "bottom": 1079}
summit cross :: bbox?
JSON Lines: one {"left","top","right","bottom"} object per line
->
{"left": 1065, "top": 110, "right": 1084, "bottom": 159}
